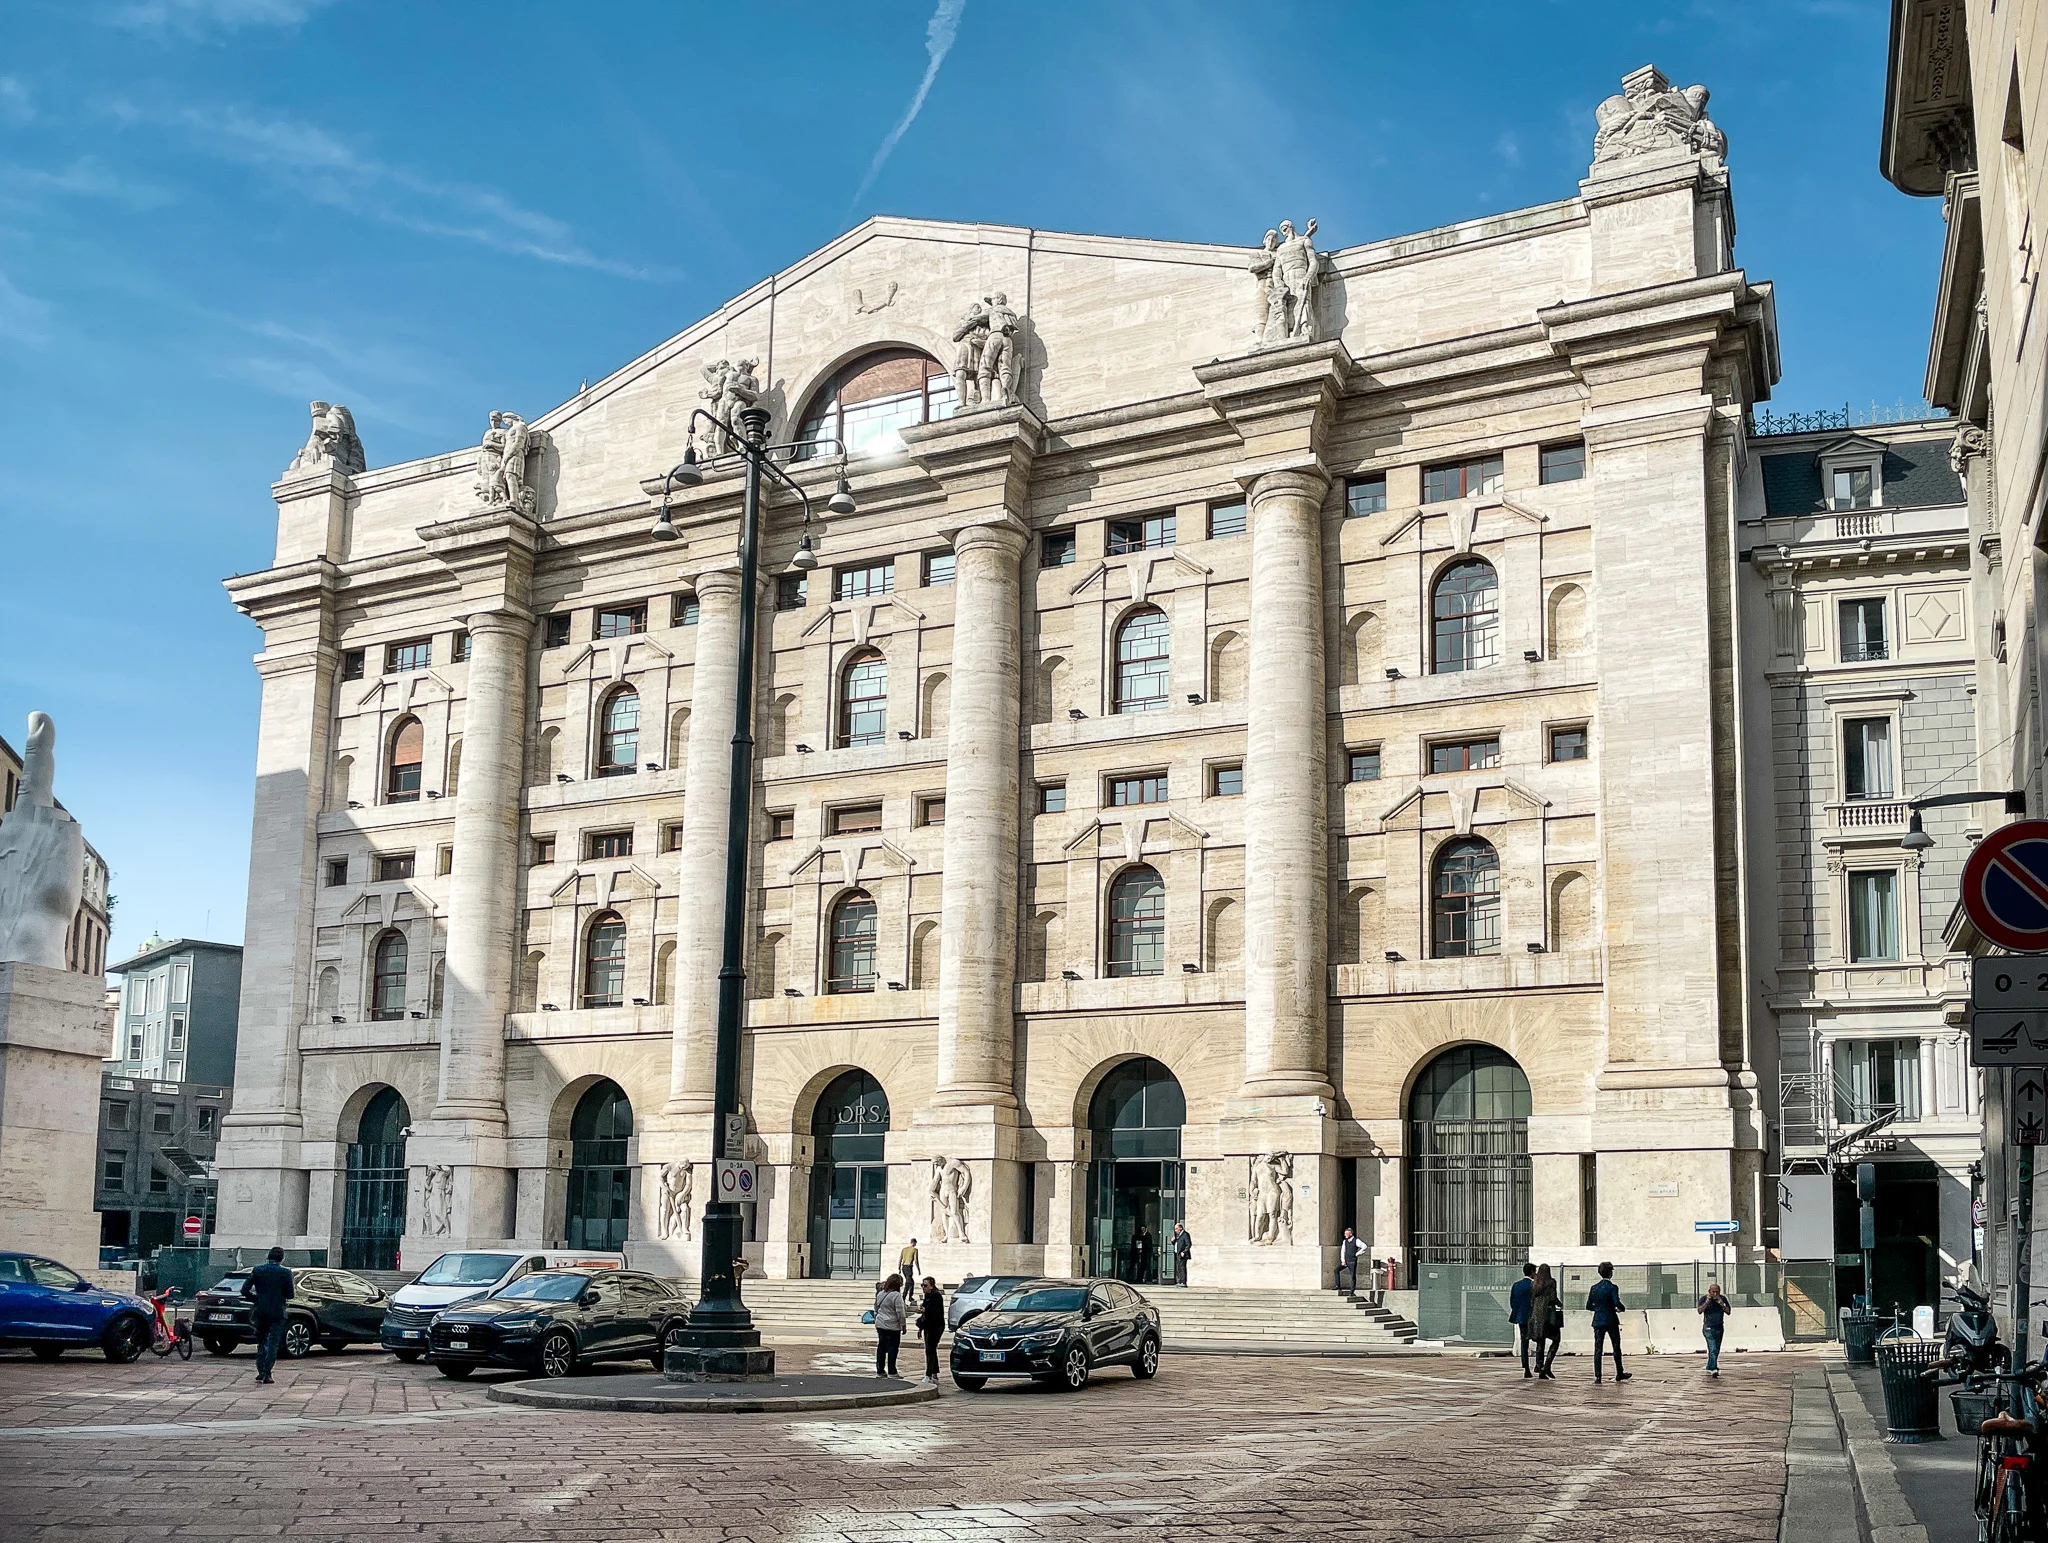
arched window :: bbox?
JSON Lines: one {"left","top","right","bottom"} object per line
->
{"left": 838, "top": 649, "right": 888, "bottom": 748}
{"left": 1113, "top": 607, "right": 1171, "bottom": 714}
{"left": 1107, "top": 865, "right": 1166, "bottom": 977}
{"left": 1408, "top": 1045, "right": 1532, "bottom": 1265}
{"left": 566, "top": 1080, "right": 633, "bottom": 1252}
{"left": 596, "top": 686, "right": 640, "bottom": 777}
{"left": 370, "top": 929, "right": 408, "bottom": 1020}
{"left": 1433, "top": 838, "right": 1501, "bottom": 957}
{"left": 1432, "top": 559, "right": 1500, "bottom": 674}
{"left": 386, "top": 717, "right": 423, "bottom": 803}
{"left": 796, "top": 348, "right": 957, "bottom": 461}
{"left": 582, "top": 911, "right": 627, "bottom": 1007}
{"left": 827, "top": 891, "right": 879, "bottom": 994}
{"left": 343, "top": 1087, "right": 410, "bottom": 1270}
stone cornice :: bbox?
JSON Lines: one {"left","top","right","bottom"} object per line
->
{"left": 223, "top": 556, "right": 339, "bottom": 623}
{"left": 1196, "top": 339, "right": 1354, "bottom": 465}
{"left": 901, "top": 402, "right": 1045, "bottom": 521}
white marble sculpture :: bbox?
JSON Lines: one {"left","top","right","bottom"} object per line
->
{"left": 698, "top": 358, "right": 762, "bottom": 458}
{"left": 476, "top": 411, "right": 544, "bottom": 515}
{"left": 1251, "top": 220, "right": 1325, "bottom": 347}
{"left": 952, "top": 299, "right": 992, "bottom": 409}
{"left": 978, "top": 292, "right": 1021, "bottom": 406}
{"left": 658, "top": 1160, "right": 694, "bottom": 1241}
{"left": 1248, "top": 1152, "right": 1294, "bottom": 1246}
{"left": 929, "top": 1155, "right": 972, "bottom": 1243}
{"left": 1591, "top": 66, "right": 1726, "bottom": 167}
{"left": 422, "top": 1163, "right": 453, "bottom": 1236}
{"left": 285, "top": 400, "right": 366, "bottom": 478}
{"left": 0, "top": 714, "right": 84, "bottom": 970}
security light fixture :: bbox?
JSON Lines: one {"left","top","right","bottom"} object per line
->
{"left": 1061, "top": 969, "right": 1083, "bottom": 981}
{"left": 1526, "top": 941, "right": 1545, "bottom": 953}
{"left": 1384, "top": 667, "right": 1402, "bottom": 680}
{"left": 347, "top": 801, "right": 362, "bottom": 810}
{"left": 796, "top": 743, "right": 814, "bottom": 754}
{"left": 541, "top": 1003, "right": 559, "bottom": 1012}
{"left": 555, "top": 774, "right": 573, "bottom": 784}
{"left": 409, "top": 1011, "right": 427, "bottom": 1020}
{"left": 1181, "top": 962, "right": 1200, "bottom": 974}
{"left": 426, "top": 790, "right": 442, "bottom": 800}
{"left": 1523, "top": 649, "right": 1541, "bottom": 663}
{"left": 783, "top": 987, "right": 802, "bottom": 998}
{"left": 1187, "top": 693, "right": 1203, "bottom": 705}
{"left": 632, "top": 997, "right": 649, "bottom": 1007}
{"left": 330, "top": 1015, "right": 344, "bottom": 1025}
{"left": 644, "top": 762, "right": 661, "bottom": 771}
{"left": 1384, "top": 950, "right": 1403, "bottom": 962}
{"left": 887, "top": 981, "right": 907, "bottom": 991}
{"left": 1067, "top": 708, "right": 1085, "bottom": 721}
{"left": 897, "top": 731, "right": 914, "bottom": 742}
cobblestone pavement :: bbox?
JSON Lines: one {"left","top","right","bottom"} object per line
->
{"left": 0, "top": 1344, "right": 1800, "bottom": 1541}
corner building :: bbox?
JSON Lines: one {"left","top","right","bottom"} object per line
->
{"left": 215, "top": 70, "right": 1781, "bottom": 1290}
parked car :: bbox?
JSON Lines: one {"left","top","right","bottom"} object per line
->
{"left": 381, "top": 1249, "right": 623, "bottom": 1362}
{"left": 949, "top": 1278, "right": 1161, "bottom": 1392}
{"left": 191, "top": 1265, "right": 390, "bottom": 1358}
{"left": 427, "top": 1269, "right": 690, "bottom": 1380}
{"left": 0, "top": 1252, "right": 154, "bottom": 1363}
{"left": 947, "top": 1275, "right": 1036, "bottom": 1333}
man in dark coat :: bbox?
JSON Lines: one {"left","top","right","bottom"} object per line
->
{"left": 1509, "top": 1262, "right": 1536, "bottom": 1377}
{"left": 1587, "top": 1261, "right": 1632, "bottom": 1384}
{"left": 241, "top": 1246, "right": 295, "bottom": 1384}
{"left": 1170, "top": 1221, "right": 1192, "bottom": 1287}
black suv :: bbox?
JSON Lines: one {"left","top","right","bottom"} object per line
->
{"left": 950, "top": 1278, "right": 1162, "bottom": 1392}
{"left": 427, "top": 1270, "right": 691, "bottom": 1379}
{"left": 191, "top": 1266, "right": 391, "bottom": 1359}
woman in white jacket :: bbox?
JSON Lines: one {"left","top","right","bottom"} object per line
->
{"left": 872, "top": 1273, "right": 908, "bottom": 1377}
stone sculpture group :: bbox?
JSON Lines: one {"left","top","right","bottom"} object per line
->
{"left": 285, "top": 400, "right": 366, "bottom": 478}
{"left": 951, "top": 293, "right": 1021, "bottom": 408}
{"left": 657, "top": 1160, "right": 694, "bottom": 1241}
{"left": 698, "top": 358, "right": 763, "bottom": 458}
{"left": 1247, "top": 1152, "right": 1295, "bottom": 1246}
{"left": 476, "top": 411, "right": 545, "bottom": 515}
{"left": 928, "top": 1155, "right": 973, "bottom": 1243}
{"left": 1591, "top": 65, "right": 1726, "bottom": 166}
{"left": 1249, "top": 219, "right": 1326, "bottom": 347}
{"left": 0, "top": 713, "right": 84, "bottom": 971}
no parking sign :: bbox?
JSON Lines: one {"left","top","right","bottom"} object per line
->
{"left": 1961, "top": 821, "right": 2048, "bottom": 952}
{"left": 713, "top": 1158, "right": 757, "bottom": 1199}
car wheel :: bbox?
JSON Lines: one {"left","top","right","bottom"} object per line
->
{"left": 539, "top": 1329, "right": 578, "bottom": 1379}
{"left": 393, "top": 1350, "right": 422, "bottom": 1364}
{"left": 30, "top": 1345, "right": 63, "bottom": 1362}
{"left": 952, "top": 1374, "right": 986, "bottom": 1391}
{"left": 102, "top": 1315, "right": 148, "bottom": 1364}
{"left": 436, "top": 1361, "right": 474, "bottom": 1380}
{"left": 1057, "top": 1345, "right": 1090, "bottom": 1392}
{"left": 203, "top": 1336, "right": 236, "bottom": 1357}
{"left": 281, "top": 1318, "right": 315, "bottom": 1359}
{"left": 653, "top": 1323, "right": 687, "bottom": 1369}
{"left": 1131, "top": 1334, "right": 1160, "bottom": 1379}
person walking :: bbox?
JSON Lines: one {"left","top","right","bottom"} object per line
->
{"left": 241, "top": 1245, "right": 294, "bottom": 1384}
{"left": 872, "top": 1273, "right": 907, "bottom": 1378}
{"left": 916, "top": 1276, "right": 946, "bottom": 1383}
{"left": 1587, "top": 1261, "right": 1631, "bottom": 1384}
{"left": 1170, "top": 1221, "right": 1192, "bottom": 1287}
{"left": 1129, "top": 1223, "right": 1153, "bottom": 1284}
{"left": 1530, "top": 1263, "right": 1562, "bottom": 1379}
{"left": 898, "top": 1238, "right": 920, "bottom": 1288}
{"left": 1334, "top": 1228, "right": 1365, "bottom": 1294}
{"left": 1509, "top": 1262, "right": 1536, "bottom": 1377}
{"left": 1698, "top": 1279, "right": 1730, "bottom": 1378}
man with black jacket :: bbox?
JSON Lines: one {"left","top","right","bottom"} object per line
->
{"left": 241, "top": 1246, "right": 294, "bottom": 1384}
{"left": 1586, "top": 1261, "right": 1632, "bottom": 1384}
{"left": 1170, "top": 1221, "right": 1192, "bottom": 1286}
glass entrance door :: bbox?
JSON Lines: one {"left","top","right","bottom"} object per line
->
{"left": 823, "top": 1163, "right": 888, "bottom": 1278}
{"left": 1088, "top": 1159, "right": 1183, "bottom": 1283}
{"left": 342, "top": 1087, "right": 409, "bottom": 1271}
{"left": 807, "top": 1070, "right": 891, "bottom": 1278}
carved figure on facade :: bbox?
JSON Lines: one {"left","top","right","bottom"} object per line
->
{"left": 657, "top": 1160, "right": 694, "bottom": 1241}
{"left": 698, "top": 358, "right": 762, "bottom": 458}
{"left": 854, "top": 282, "right": 899, "bottom": 315}
{"left": 952, "top": 299, "right": 992, "bottom": 408}
{"left": 422, "top": 1164, "right": 453, "bottom": 1236}
{"left": 1252, "top": 220, "right": 1326, "bottom": 347}
{"left": 475, "top": 411, "right": 545, "bottom": 515}
{"left": 286, "top": 400, "right": 366, "bottom": 478}
{"left": 1591, "top": 66, "right": 1726, "bottom": 166}
{"left": 0, "top": 713, "right": 84, "bottom": 970}
{"left": 1247, "top": 1152, "right": 1294, "bottom": 1245}
{"left": 1950, "top": 423, "right": 1992, "bottom": 476}
{"left": 929, "top": 1155, "right": 973, "bottom": 1243}
{"left": 977, "top": 292, "right": 1021, "bottom": 406}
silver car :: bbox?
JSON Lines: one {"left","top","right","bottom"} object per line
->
{"left": 948, "top": 1275, "right": 1036, "bottom": 1332}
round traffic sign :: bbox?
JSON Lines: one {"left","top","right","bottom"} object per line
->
{"left": 182, "top": 1216, "right": 203, "bottom": 1239}
{"left": 1961, "top": 820, "right": 2048, "bottom": 951}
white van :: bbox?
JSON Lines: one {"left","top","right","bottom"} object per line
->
{"left": 378, "top": 1249, "right": 626, "bottom": 1359}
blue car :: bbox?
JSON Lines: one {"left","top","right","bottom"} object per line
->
{"left": 0, "top": 1252, "right": 154, "bottom": 1362}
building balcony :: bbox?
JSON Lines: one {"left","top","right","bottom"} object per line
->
{"left": 1829, "top": 799, "right": 1911, "bottom": 834}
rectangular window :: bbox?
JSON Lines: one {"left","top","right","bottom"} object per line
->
{"left": 585, "top": 830, "right": 633, "bottom": 860}
{"left": 106, "top": 1100, "right": 128, "bottom": 1129}
{"left": 595, "top": 603, "right": 647, "bottom": 640}
{"left": 834, "top": 563, "right": 895, "bottom": 601}
{"left": 1041, "top": 530, "right": 1076, "bottom": 568}
{"left": 1549, "top": 726, "right": 1588, "bottom": 763}
{"left": 775, "top": 574, "right": 808, "bottom": 611}
{"left": 924, "top": 552, "right": 956, "bottom": 587}
{"left": 171, "top": 962, "right": 189, "bottom": 1002}
{"left": 1831, "top": 465, "right": 1876, "bottom": 511}
{"left": 326, "top": 855, "right": 349, "bottom": 888}
{"left": 102, "top": 1153, "right": 125, "bottom": 1190}
{"left": 661, "top": 823, "right": 686, "bottom": 853}
{"left": 831, "top": 804, "right": 883, "bottom": 835}
{"left": 672, "top": 592, "right": 700, "bottom": 627}
{"left": 1109, "top": 773, "right": 1169, "bottom": 806}
{"left": 1209, "top": 763, "right": 1243, "bottom": 797}
{"left": 1840, "top": 598, "right": 1888, "bottom": 662}
{"left": 1037, "top": 783, "right": 1067, "bottom": 814}
{"left": 1833, "top": 1037, "right": 1921, "bottom": 1122}
{"left": 1848, "top": 870, "right": 1900, "bottom": 961}
{"left": 384, "top": 638, "right": 432, "bottom": 674}
{"left": 152, "top": 1105, "right": 173, "bottom": 1134}
{"left": 1422, "top": 455, "right": 1505, "bottom": 503}
{"left": 375, "top": 852, "right": 415, "bottom": 882}
{"left": 1843, "top": 717, "right": 1894, "bottom": 801}
{"left": 1539, "top": 442, "right": 1586, "bottom": 484}
{"left": 1107, "top": 513, "right": 1176, "bottom": 554}
{"left": 340, "top": 649, "right": 366, "bottom": 682}
{"left": 127, "top": 1033, "right": 143, "bottom": 1059}
{"left": 1580, "top": 1155, "right": 1599, "bottom": 1247}
{"left": 1346, "top": 474, "right": 1387, "bottom": 518}
{"left": 452, "top": 630, "right": 472, "bottom": 663}
{"left": 436, "top": 845, "right": 454, "bottom": 877}
{"left": 1429, "top": 737, "right": 1501, "bottom": 773}
{"left": 918, "top": 796, "right": 946, "bottom": 827}
{"left": 530, "top": 835, "right": 556, "bottom": 865}
{"left": 767, "top": 811, "right": 795, "bottom": 841}
{"left": 168, "top": 1013, "right": 185, "bottom": 1048}
{"left": 149, "top": 1167, "right": 170, "bottom": 1194}
{"left": 1207, "top": 500, "right": 1247, "bottom": 539}
{"left": 197, "top": 1106, "right": 216, "bottom": 1135}
{"left": 147, "top": 976, "right": 164, "bottom": 1013}
{"left": 543, "top": 614, "right": 573, "bottom": 649}
{"left": 1348, "top": 749, "right": 1382, "bottom": 783}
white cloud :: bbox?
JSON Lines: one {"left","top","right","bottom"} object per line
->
{"left": 109, "top": 0, "right": 336, "bottom": 34}
{"left": 852, "top": 0, "right": 966, "bottom": 208}
{"left": 1495, "top": 131, "right": 1522, "bottom": 169}
{"left": 0, "top": 77, "right": 32, "bottom": 125}
{"left": 0, "top": 157, "right": 175, "bottom": 210}
{"left": 0, "top": 269, "right": 51, "bottom": 346}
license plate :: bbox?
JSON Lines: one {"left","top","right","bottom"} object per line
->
{"left": 978, "top": 1350, "right": 1005, "bottom": 1363}
{"left": 205, "top": 1313, "right": 232, "bottom": 1323}
{"left": 400, "top": 1330, "right": 421, "bottom": 1339}
{"left": 449, "top": 1341, "right": 468, "bottom": 1350}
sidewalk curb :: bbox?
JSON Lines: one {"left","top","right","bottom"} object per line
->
{"left": 1823, "top": 1360, "right": 1930, "bottom": 1543}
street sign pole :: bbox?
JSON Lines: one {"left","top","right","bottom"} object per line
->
{"left": 2017, "top": 1126, "right": 2035, "bottom": 1418}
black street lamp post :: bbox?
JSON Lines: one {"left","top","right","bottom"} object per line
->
{"left": 652, "top": 404, "right": 852, "bottom": 1379}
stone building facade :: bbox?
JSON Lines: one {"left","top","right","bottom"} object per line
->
{"left": 214, "top": 69, "right": 1782, "bottom": 1288}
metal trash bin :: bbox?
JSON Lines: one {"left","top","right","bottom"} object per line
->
{"left": 1953, "top": 1387, "right": 2002, "bottom": 1437}
{"left": 1874, "top": 1339, "right": 1944, "bottom": 1443}
{"left": 1843, "top": 1313, "right": 1885, "bottom": 1365}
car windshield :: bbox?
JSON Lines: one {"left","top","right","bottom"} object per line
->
{"left": 414, "top": 1253, "right": 521, "bottom": 1286}
{"left": 490, "top": 1274, "right": 589, "bottom": 1302}
{"left": 994, "top": 1287, "right": 1088, "bottom": 1314}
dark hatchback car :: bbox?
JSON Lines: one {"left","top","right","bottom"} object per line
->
{"left": 427, "top": 1269, "right": 691, "bottom": 1379}
{"left": 191, "top": 1266, "right": 392, "bottom": 1359}
{"left": 950, "top": 1278, "right": 1162, "bottom": 1392}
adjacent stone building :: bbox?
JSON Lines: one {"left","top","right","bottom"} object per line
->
{"left": 214, "top": 68, "right": 1783, "bottom": 1289}
{"left": 107, "top": 937, "right": 243, "bottom": 1086}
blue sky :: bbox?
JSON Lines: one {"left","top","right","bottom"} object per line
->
{"left": 0, "top": 0, "right": 1945, "bottom": 965}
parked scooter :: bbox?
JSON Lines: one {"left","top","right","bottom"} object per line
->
{"left": 1935, "top": 1275, "right": 2010, "bottom": 1381}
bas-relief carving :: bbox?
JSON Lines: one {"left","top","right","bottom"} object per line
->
{"left": 928, "top": 1154, "right": 973, "bottom": 1243}
{"left": 475, "top": 411, "right": 546, "bottom": 514}
{"left": 698, "top": 357, "right": 762, "bottom": 457}
{"left": 657, "top": 1160, "right": 694, "bottom": 1241}
{"left": 286, "top": 400, "right": 366, "bottom": 478}
{"left": 1590, "top": 66, "right": 1726, "bottom": 167}
{"left": 0, "top": 713, "right": 84, "bottom": 969}
{"left": 854, "top": 282, "right": 899, "bottom": 315}
{"left": 1247, "top": 1152, "right": 1294, "bottom": 1245}
{"left": 951, "top": 293, "right": 1022, "bottom": 409}
{"left": 1249, "top": 219, "right": 1326, "bottom": 347}
{"left": 1950, "top": 423, "right": 1992, "bottom": 476}
{"left": 421, "top": 1163, "right": 453, "bottom": 1236}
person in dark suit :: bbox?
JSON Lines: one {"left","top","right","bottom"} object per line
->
{"left": 1509, "top": 1262, "right": 1536, "bottom": 1377}
{"left": 1129, "top": 1223, "right": 1153, "bottom": 1284}
{"left": 1587, "top": 1261, "right": 1632, "bottom": 1383}
{"left": 1170, "top": 1221, "right": 1192, "bottom": 1286}
{"left": 1334, "top": 1228, "right": 1366, "bottom": 1294}
{"left": 241, "top": 1246, "right": 295, "bottom": 1384}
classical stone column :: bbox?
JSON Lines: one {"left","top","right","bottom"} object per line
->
{"left": 934, "top": 520, "right": 1028, "bottom": 1108}
{"left": 667, "top": 566, "right": 745, "bottom": 1115}
{"left": 1241, "top": 465, "right": 1335, "bottom": 1098}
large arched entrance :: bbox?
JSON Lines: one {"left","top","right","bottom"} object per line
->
{"left": 1406, "top": 1045, "right": 1532, "bottom": 1264}
{"left": 807, "top": 1070, "right": 890, "bottom": 1278}
{"left": 1086, "top": 1057, "right": 1185, "bottom": 1283}
{"left": 342, "top": 1087, "right": 409, "bottom": 1270}
{"left": 564, "top": 1080, "right": 633, "bottom": 1251}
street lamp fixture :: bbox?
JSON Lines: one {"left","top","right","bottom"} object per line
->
{"left": 1899, "top": 789, "right": 2028, "bottom": 852}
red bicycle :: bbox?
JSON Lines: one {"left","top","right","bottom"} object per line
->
{"left": 147, "top": 1288, "right": 192, "bottom": 1359}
